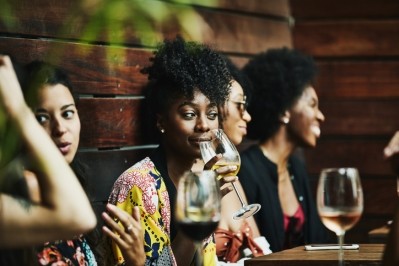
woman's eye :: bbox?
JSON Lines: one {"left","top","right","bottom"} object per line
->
{"left": 183, "top": 112, "right": 196, "bottom": 119}
{"left": 35, "top": 114, "right": 48, "bottom": 124}
{"left": 63, "top": 110, "right": 75, "bottom": 119}
{"left": 208, "top": 111, "right": 218, "bottom": 120}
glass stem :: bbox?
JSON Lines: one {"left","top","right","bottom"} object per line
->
{"left": 231, "top": 181, "right": 246, "bottom": 207}
{"left": 194, "top": 242, "right": 203, "bottom": 266}
{"left": 337, "top": 232, "right": 345, "bottom": 266}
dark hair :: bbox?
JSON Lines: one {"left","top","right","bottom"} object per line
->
{"left": 20, "top": 61, "right": 109, "bottom": 265}
{"left": 140, "top": 36, "right": 232, "bottom": 143}
{"left": 243, "top": 47, "right": 317, "bottom": 142}
{"left": 223, "top": 56, "right": 252, "bottom": 101}
{"left": 22, "top": 61, "right": 78, "bottom": 107}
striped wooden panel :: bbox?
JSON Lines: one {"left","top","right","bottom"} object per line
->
{"left": 293, "top": 21, "right": 399, "bottom": 57}
{"left": 0, "top": 0, "right": 292, "bottom": 55}
{"left": 315, "top": 60, "right": 399, "bottom": 99}
{"left": 305, "top": 140, "right": 393, "bottom": 176}
{"left": 79, "top": 98, "right": 143, "bottom": 148}
{"left": 0, "top": 37, "right": 152, "bottom": 95}
{"left": 319, "top": 100, "right": 399, "bottom": 136}
{"left": 291, "top": 0, "right": 399, "bottom": 19}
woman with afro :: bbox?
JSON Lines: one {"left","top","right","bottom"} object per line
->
{"left": 239, "top": 47, "right": 333, "bottom": 252}
{"left": 108, "top": 36, "right": 235, "bottom": 266}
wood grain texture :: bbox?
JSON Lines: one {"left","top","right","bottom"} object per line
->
{"left": 293, "top": 20, "right": 399, "bottom": 57}
{"left": 315, "top": 60, "right": 399, "bottom": 99}
{"left": 0, "top": 0, "right": 292, "bottom": 55}
{"left": 0, "top": 37, "right": 152, "bottom": 95}
{"left": 246, "top": 244, "right": 384, "bottom": 266}
{"left": 79, "top": 98, "right": 142, "bottom": 148}
{"left": 172, "top": 0, "right": 291, "bottom": 17}
{"left": 291, "top": 0, "right": 399, "bottom": 19}
{"left": 318, "top": 101, "right": 399, "bottom": 136}
{"left": 304, "top": 140, "right": 393, "bottom": 176}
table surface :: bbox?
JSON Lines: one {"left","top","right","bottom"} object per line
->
{"left": 245, "top": 244, "right": 385, "bottom": 266}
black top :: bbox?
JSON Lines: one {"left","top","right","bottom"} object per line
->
{"left": 239, "top": 145, "right": 333, "bottom": 252}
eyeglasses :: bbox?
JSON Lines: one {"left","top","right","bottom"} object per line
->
{"left": 230, "top": 95, "right": 248, "bottom": 115}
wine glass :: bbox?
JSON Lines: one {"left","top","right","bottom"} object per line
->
{"left": 175, "top": 170, "right": 221, "bottom": 266}
{"left": 199, "top": 128, "right": 261, "bottom": 220}
{"left": 317, "top": 167, "right": 363, "bottom": 265}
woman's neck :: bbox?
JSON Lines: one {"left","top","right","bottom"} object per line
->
{"left": 164, "top": 150, "right": 196, "bottom": 188}
{"left": 259, "top": 133, "right": 296, "bottom": 177}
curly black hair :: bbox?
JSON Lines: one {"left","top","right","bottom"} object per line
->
{"left": 223, "top": 56, "right": 253, "bottom": 101}
{"left": 141, "top": 36, "right": 232, "bottom": 143}
{"left": 243, "top": 47, "right": 317, "bottom": 142}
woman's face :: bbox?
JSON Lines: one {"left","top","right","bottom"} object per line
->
{"left": 287, "top": 85, "right": 325, "bottom": 148}
{"left": 159, "top": 89, "right": 219, "bottom": 159}
{"left": 33, "top": 84, "right": 81, "bottom": 164}
{"left": 221, "top": 80, "right": 251, "bottom": 146}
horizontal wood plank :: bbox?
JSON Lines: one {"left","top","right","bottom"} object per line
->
{"left": 293, "top": 21, "right": 399, "bottom": 57}
{"left": 315, "top": 60, "right": 399, "bottom": 99}
{"left": 0, "top": 0, "right": 292, "bottom": 55}
{"left": 304, "top": 140, "right": 393, "bottom": 176}
{"left": 318, "top": 101, "right": 399, "bottom": 136}
{"left": 0, "top": 37, "right": 152, "bottom": 95}
{"left": 290, "top": 0, "right": 399, "bottom": 20}
{"left": 172, "top": 0, "right": 290, "bottom": 17}
{"left": 79, "top": 98, "right": 143, "bottom": 148}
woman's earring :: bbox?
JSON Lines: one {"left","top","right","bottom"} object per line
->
{"left": 282, "top": 117, "right": 289, "bottom": 124}
{"left": 160, "top": 128, "right": 165, "bottom": 133}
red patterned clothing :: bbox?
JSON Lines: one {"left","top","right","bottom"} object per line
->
{"left": 37, "top": 235, "right": 97, "bottom": 266}
{"left": 215, "top": 221, "right": 264, "bottom": 263}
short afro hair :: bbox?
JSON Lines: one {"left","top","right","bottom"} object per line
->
{"left": 140, "top": 36, "right": 232, "bottom": 142}
{"left": 243, "top": 47, "right": 317, "bottom": 142}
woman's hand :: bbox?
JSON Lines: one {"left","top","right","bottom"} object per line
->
{"left": 102, "top": 203, "right": 146, "bottom": 266}
{"left": 384, "top": 131, "right": 399, "bottom": 175}
{"left": 203, "top": 154, "right": 238, "bottom": 197}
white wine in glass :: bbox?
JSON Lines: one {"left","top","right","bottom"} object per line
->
{"left": 199, "top": 129, "right": 261, "bottom": 220}
{"left": 175, "top": 170, "right": 221, "bottom": 265}
{"left": 317, "top": 167, "right": 363, "bottom": 265}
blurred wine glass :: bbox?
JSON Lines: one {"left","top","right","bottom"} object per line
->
{"left": 175, "top": 170, "right": 221, "bottom": 265}
{"left": 317, "top": 167, "right": 363, "bottom": 265}
{"left": 199, "top": 128, "right": 261, "bottom": 220}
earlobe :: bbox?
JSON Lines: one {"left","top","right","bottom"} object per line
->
{"left": 280, "top": 111, "right": 290, "bottom": 125}
{"left": 156, "top": 114, "right": 165, "bottom": 133}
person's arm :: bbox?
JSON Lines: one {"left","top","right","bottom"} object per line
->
{"left": 0, "top": 55, "right": 96, "bottom": 248}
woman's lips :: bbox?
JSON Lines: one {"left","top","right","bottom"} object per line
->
{"left": 58, "top": 143, "right": 71, "bottom": 155}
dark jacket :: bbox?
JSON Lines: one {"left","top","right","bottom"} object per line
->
{"left": 239, "top": 145, "right": 333, "bottom": 252}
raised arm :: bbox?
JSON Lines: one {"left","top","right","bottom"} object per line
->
{"left": 0, "top": 55, "right": 96, "bottom": 248}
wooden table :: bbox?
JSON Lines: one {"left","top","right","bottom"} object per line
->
{"left": 245, "top": 244, "right": 384, "bottom": 266}
{"left": 368, "top": 224, "right": 390, "bottom": 243}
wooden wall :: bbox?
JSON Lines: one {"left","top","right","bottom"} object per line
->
{"left": 290, "top": 0, "right": 399, "bottom": 243}
{"left": 0, "top": 0, "right": 292, "bottom": 220}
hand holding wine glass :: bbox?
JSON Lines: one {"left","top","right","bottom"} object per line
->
{"left": 199, "top": 129, "right": 261, "bottom": 220}
{"left": 317, "top": 167, "right": 363, "bottom": 265}
{"left": 175, "top": 170, "right": 221, "bottom": 266}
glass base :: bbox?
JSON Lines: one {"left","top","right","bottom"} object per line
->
{"left": 233, "top": 203, "right": 261, "bottom": 220}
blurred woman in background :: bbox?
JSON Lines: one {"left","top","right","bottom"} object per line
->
{"left": 239, "top": 48, "right": 332, "bottom": 252}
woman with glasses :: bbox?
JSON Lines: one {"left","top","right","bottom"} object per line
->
{"left": 239, "top": 48, "right": 332, "bottom": 252}
{"left": 214, "top": 58, "right": 272, "bottom": 264}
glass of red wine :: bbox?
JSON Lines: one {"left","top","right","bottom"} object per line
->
{"left": 175, "top": 170, "right": 221, "bottom": 265}
{"left": 317, "top": 167, "right": 363, "bottom": 266}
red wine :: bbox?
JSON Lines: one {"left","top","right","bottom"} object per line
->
{"left": 177, "top": 221, "right": 219, "bottom": 242}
